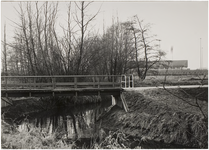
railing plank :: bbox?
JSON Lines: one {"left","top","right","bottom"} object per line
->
{"left": 54, "top": 82, "right": 120, "bottom": 86}
{"left": 1, "top": 82, "right": 121, "bottom": 87}
{"left": 1, "top": 75, "right": 123, "bottom": 78}
{"left": 55, "top": 82, "right": 75, "bottom": 86}
{"left": 2, "top": 83, "right": 53, "bottom": 86}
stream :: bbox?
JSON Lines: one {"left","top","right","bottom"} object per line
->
{"left": 4, "top": 96, "right": 197, "bottom": 149}
{"left": 10, "top": 98, "right": 113, "bottom": 148}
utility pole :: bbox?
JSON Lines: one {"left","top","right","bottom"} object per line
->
{"left": 200, "top": 38, "right": 202, "bottom": 69}
{"left": 157, "top": 39, "right": 161, "bottom": 50}
{"left": 4, "top": 23, "right": 7, "bottom": 76}
{"left": 171, "top": 46, "right": 173, "bottom": 69}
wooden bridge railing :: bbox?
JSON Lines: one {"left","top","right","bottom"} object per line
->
{"left": 1, "top": 75, "right": 128, "bottom": 90}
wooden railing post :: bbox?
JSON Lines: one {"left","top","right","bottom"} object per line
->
{"left": 121, "top": 75, "right": 123, "bottom": 88}
{"left": 112, "top": 76, "right": 115, "bottom": 87}
{"left": 21, "top": 77, "right": 23, "bottom": 89}
{"left": 52, "top": 77, "right": 56, "bottom": 89}
{"left": 93, "top": 76, "right": 95, "bottom": 88}
{"left": 5, "top": 76, "right": 7, "bottom": 90}
{"left": 33, "top": 77, "right": 36, "bottom": 89}
{"left": 74, "top": 77, "right": 77, "bottom": 88}
{"left": 29, "top": 77, "right": 31, "bottom": 90}
{"left": 98, "top": 77, "right": 100, "bottom": 88}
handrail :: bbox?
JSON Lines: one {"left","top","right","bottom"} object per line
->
{"left": 1, "top": 75, "right": 126, "bottom": 90}
{"left": 1, "top": 75, "right": 123, "bottom": 78}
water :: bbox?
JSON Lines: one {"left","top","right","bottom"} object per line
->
{"left": 8, "top": 96, "right": 197, "bottom": 149}
{"left": 14, "top": 99, "right": 113, "bottom": 148}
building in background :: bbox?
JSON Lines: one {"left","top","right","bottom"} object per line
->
{"left": 127, "top": 60, "right": 188, "bottom": 70}
{"left": 157, "top": 60, "right": 188, "bottom": 69}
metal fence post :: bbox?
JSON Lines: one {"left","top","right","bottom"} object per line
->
{"left": 132, "top": 74, "right": 134, "bottom": 88}
{"left": 128, "top": 75, "right": 130, "bottom": 88}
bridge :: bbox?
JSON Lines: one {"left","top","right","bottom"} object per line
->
{"left": 1, "top": 75, "right": 134, "bottom": 111}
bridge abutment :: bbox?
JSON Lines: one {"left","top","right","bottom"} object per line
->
{"left": 112, "top": 93, "right": 129, "bottom": 112}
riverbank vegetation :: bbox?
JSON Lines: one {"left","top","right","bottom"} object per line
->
{"left": 134, "top": 74, "right": 208, "bottom": 87}
{"left": 2, "top": 120, "right": 137, "bottom": 149}
{"left": 101, "top": 88, "right": 208, "bottom": 148}
{"left": 2, "top": 87, "right": 207, "bottom": 148}
{"left": 2, "top": 122, "right": 73, "bottom": 149}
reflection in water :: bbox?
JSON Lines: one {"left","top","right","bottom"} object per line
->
{"left": 16, "top": 97, "right": 113, "bottom": 147}
{"left": 6, "top": 96, "right": 194, "bottom": 149}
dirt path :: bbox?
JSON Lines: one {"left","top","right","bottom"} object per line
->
{"left": 124, "top": 85, "right": 208, "bottom": 91}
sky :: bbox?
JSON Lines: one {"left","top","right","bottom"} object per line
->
{"left": 1, "top": 1, "right": 208, "bottom": 69}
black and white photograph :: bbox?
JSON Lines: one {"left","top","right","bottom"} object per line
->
{"left": 1, "top": 0, "right": 208, "bottom": 149}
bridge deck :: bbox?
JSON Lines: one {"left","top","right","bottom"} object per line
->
{"left": 1, "top": 88, "right": 123, "bottom": 97}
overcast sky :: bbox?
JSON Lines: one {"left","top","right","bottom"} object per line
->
{"left": 1, "top": 1, "right": 208, "bottom": 69}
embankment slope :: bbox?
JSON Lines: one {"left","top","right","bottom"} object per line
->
{"left": 101, "top": 87, "right": 208, "bottom": 148}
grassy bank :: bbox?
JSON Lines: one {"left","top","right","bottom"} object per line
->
{"left": 1, "top": 120, "right": 138, "bottom": 149}
{"left": 100, "top": 88, "right": 208, "bottom": 148}
{"left": 134, "top": 75, "right": 208, "bottom": 87}
{"left": 1, "top": 121, "right": 74, "bottom": 149}
{"left": 1, "top": 87, "right": 208, "bottom": 148}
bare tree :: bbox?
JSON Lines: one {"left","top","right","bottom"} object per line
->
{"left": 98, "top": 19, "right": 134, "bottom": 76}
{"left": 11, "top": 2, "right": 61, "bottom": 75}
{"left": 4, "top": 2, "right": 165, "bottom": 78}
{"left": 73, "top": 1, "right": 100, "bottom": 74}
{"left": 130, "top": 15, "right": 166, "bottom": 80}
{"left": 19, "top": 2, "right": 35, "bottom": 75}
{"left": 59, "top": 1, "right": 85, "bottom": 75}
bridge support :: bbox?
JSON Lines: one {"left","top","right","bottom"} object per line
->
{"left": 75, "top": 91, "right": 78, "bottom": 101}
{"left": 1, "top": 97, "right": 13, "bottom": 107}
{"left": 111, "top": 95, "right": 116, "bottom": 105}
{"left": 111, "top": 93, "right": 129, "bottom": 112}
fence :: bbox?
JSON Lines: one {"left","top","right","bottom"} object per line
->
{"left": 1, "top": 75, "right": 134, "bottom": 90}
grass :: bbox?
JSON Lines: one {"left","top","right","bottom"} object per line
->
{"left": 100, "top": 88, "right": 208, "bottom": 148}
{"left": 92, "top": 130, "right": 141, "bottom": 149}
{"left": 134, "top": 75, "right": 208, "bottom": 87}
{"left": 139, "top": 88, "right": 208, "bottom": 116}
{"left": 1, "top": 119, "right": 136, "bottom": 149}
{"left": 1, "top": 121, "right": 74, "bottom": 149}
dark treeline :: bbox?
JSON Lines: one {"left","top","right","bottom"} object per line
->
{"left": 2, "top": 1, "right": 165, "bottom": 80}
